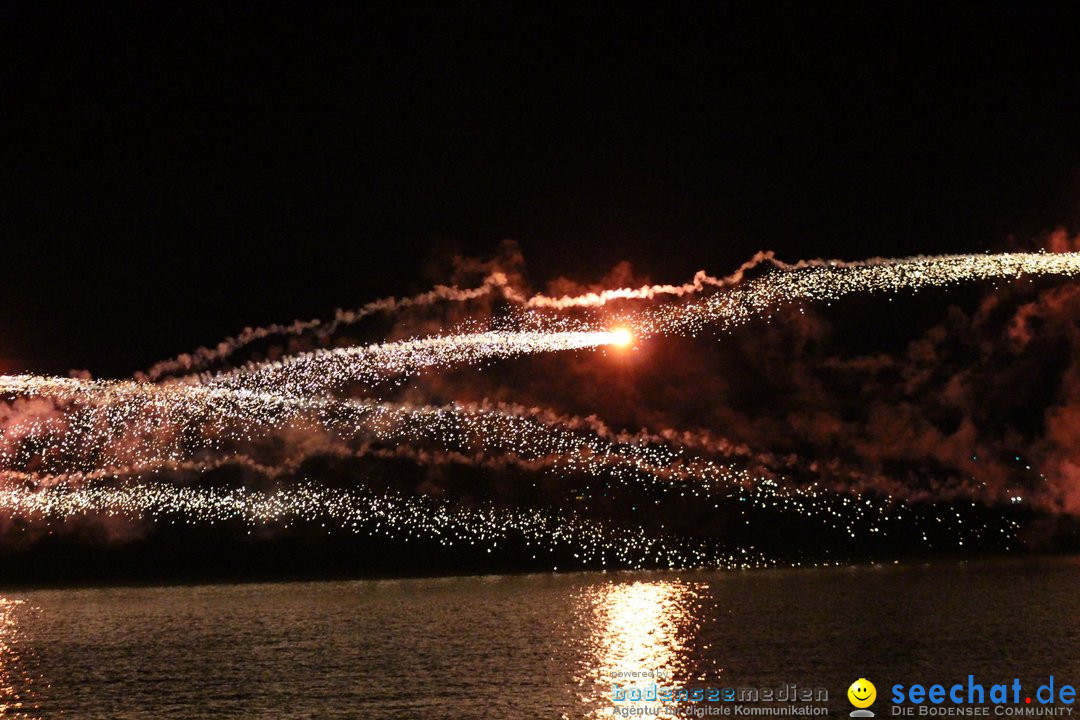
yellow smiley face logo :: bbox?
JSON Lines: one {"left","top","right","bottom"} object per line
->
{"left": 848, "top": 679, "right": 876, "bottom": 708}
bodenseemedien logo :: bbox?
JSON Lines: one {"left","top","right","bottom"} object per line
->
{"left": 849, "top": 678, "right": 877, "bottom": 717}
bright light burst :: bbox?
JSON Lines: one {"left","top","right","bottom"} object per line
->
{"left": 610, "top": 327, "right": 634, "bottom": 348}
{"left": 1, "top": 250, "right": 1076, "bottom": 569}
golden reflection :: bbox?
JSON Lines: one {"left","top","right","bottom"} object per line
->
{"left": 0, "top": 598, "right": 44, "bottom": 719}
{"left": 575, "top": 580, "right": 703, "bottom": 718}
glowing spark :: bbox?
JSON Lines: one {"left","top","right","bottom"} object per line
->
{"left": 0, "top": 250, "right": 1074, "bottom": 568}
{"left": 610, "top": 327, "right": 634, "bottom": 348}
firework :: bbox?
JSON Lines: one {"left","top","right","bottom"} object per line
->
{"left": 1, "top": 251, "right": 1075, "bottom": 569}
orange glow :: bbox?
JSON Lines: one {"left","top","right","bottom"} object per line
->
{"left": 610, "top": 327, "right": 633, "bottom": 348}
{"left": 575, "top": 581, "right": 699, "bottom": 718}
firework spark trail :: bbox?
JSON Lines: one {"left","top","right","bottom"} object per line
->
{"left": 0, "top": 374, "right": 1019, "bottom": 550}
{"left": 141, "top": 272, "right": 518, "bottom": 381}
{"left": 9, "top": 253, "right": 1080, "bottom": 496}
{"left": 0, "top": 374, "right": 844, "bottom": 542}
{"left": 0, "top": 374, "right": 777, "bottom": 498}
{"left": 140, "top": 252, "right": 784, "bottom": 381}
{"left": 0, "top": 444, "right": 1018, "bottom": 557}
{"left": 0, "top": 482, "right": 771, "bottom": 570}
{"left": 625, "top": 252, "right": 1080, "bottom": 337}
{"left": 3, "top": 251, "right": 1078, "bottom": 567}
{"left": 519, "top": 251, "right": 780, "bottom": 308}
{"left": 141, "top": 251, "right": 1080, "bottom": 389}
{"left": 0, "top": 376, "right": 755, "bottom": 479}
{"left": 189, "top": 252, "right": 1080, "bottom": 398}
{"left": 205, "top": 329, "right": 629, "bottom": 397}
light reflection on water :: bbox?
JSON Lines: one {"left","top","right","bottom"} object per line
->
{"left": 0, "top": 598, "right": 44, "bottom": 719}
{"left": 0, "top": 559, "right": 1078, "bottom": 718}
{"left": 575, "top": 580, "right": 705, "bottom": 718}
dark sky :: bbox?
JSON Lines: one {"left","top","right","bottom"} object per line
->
{"left": 2, "top": 1, "right": 1079, "bottom": 377}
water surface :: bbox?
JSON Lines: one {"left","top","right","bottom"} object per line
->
{"left": 2, "top": 557, "right": 1078, "bottom": 718}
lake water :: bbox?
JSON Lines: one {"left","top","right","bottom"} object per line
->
{"left": 2, "top": 557, "right": 1079, "bottom": 719}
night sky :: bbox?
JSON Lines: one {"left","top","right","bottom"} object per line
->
{"left": 3, "top": 2, "right": 1079, "bottom": 377}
